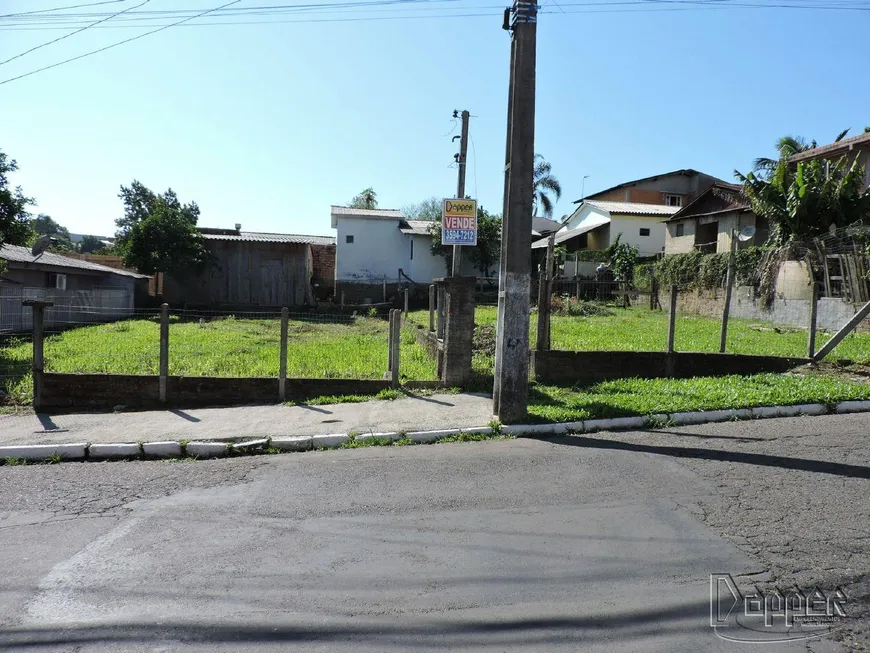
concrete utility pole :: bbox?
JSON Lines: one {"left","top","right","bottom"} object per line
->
{"left": 452, "top": 109, "right": 470, "bottom": 277}
{"left": 493, "top": 0, "right": 537, "bottom": 423}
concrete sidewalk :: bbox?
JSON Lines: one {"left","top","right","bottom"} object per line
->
{"left": 0, "top": 393, "right": 495, "bottom": 446}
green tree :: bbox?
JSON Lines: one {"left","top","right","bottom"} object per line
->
{"left": 78, "top": 235, "right": 109, "bottom": 254}
{"left": 116, "top": 181, "right": 206, "bottom": 277}
{"left": 735, "top": 156, "right": 870, "bottom": 245}
{"left": 402, "top": 196, "right": 441, "bottom": 221}
{"left": 349, "top": 187, "right": 378, "bottom": 210}
{"left": 429, "top": 206, "right": 501, "bottom": 277}
{"left": 30, "top": 214, "right": 74, "bottom": 251}
{"left": 0, "top": 149, "right": 35, "bottom": 247}
{"left": 533, "top": 154, "right": 562, "bottom": 219}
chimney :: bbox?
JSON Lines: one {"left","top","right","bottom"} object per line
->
{"left": 235, "top": 223, "right": 242, "bottom": 232}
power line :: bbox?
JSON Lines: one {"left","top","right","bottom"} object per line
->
{"left": 0, "top": 0, "right": 151, "bottom": 67}
{"left": 0, "top": 0, "right": 126, "bottom": 20}
{"left": 0, "top": 0, "right": 242, "bottom": 86}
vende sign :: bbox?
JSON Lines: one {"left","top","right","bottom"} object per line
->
{"left": 441, "top": 198, "right": 477, "bottom": 246}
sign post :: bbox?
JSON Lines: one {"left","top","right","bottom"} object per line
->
{"left": 442, "top": 199, "right": 477, "bottom": 254}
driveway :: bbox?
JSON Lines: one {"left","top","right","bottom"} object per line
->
{"left": 0, "top": 414, "right": 866, "bottom": 651}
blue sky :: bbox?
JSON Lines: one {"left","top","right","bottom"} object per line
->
{"left": 0, "top": 0, "right": 867, "bottom": 237}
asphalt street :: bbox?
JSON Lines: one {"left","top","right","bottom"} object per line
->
{"left": 0, "top": 413, "right": 866, "bottom": 652}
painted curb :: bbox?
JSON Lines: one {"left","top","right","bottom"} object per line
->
{"left": 270, "top": 436, "right": 313, "bottom": 452}
{"left": 142, "top": 441, "right": 183, "bottom": 458}
{"left": 312, "top": 434, "right": 350, "bottom": 449}
{"left": 835, "top": 400, "right": 870, "bottom": 414}
{"left": 186, "top": 441, "right": 229, "bottom": 458}
{"left": 669, "top": 408, "right": 752, "bottom": 426}
{"left": 89, "top": 443, "right": 140, "bottom": 459}
{"left": 0, "top": 442, "right": 88, "bottom": 461}
{"left": 232, "top": 438, "right": 269, "bottom": 453}
{"left": 4, "top": 401, "right": 869, "bottom": 466}
{"left": 355, "top": 432, "right": 400, "bottom": 443}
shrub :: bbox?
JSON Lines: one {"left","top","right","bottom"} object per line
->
{"left": 654, "top": 247, "right": 765, "bottom": 290}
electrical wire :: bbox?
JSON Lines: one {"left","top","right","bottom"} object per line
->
{"left": 0, "top": 0, "right": 151, "bottom": 67}
{"left": 0, "top": 1, "right": 126, "bottom": 20}
{"left": 469, "top": 131, "right": 479, "bottom": 202}
{"left": 0, "top": 0, "right": 241, "bottom": 86}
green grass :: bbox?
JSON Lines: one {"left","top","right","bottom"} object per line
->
{"left": 408, "top": 305, "right": 870, "bottom": 364}
{"left": 527, "top": 373, "right": 870, "bottom": 423}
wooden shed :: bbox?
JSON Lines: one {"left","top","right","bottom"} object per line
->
{"left": 162, "top": 229, "right": 336, "bottom": 309}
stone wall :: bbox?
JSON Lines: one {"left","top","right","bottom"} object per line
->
{"left": 40, "top": 374, "right": 440, "bottom": 412}
{"left": 660, "top": 287, "right": 870, "bottom": 333}
{"left": 532, "top": 350, "right": 809, "bottom": 385}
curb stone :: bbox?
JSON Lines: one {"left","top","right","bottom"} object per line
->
{"left": 0, "top": 442, "right": 88, "bottom": 461}
{"left": 142, "top": 441, "right": 183, "bottom": 458}
{"left": 89, "top": 443, "right": 140, "bottom": 459}
{"left": 270, "top": 436, "right": 313, "bottom": 452}
{"left": 186, "top": 441, "right": 229, "bottom": 458}
{"left": 2, "top": 402, "right": 867, "bottom": 465}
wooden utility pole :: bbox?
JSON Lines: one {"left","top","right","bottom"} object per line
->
{"left": 452, "top": 110, "right": 470, "bottom": 277}
{"left": 493, "top": 0, "right": 537, "bottom": 423}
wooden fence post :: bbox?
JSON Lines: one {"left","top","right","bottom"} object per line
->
{"left": 536, "top": 235, "right": 555, "bottom": 351}
{"left": 340, "top": 291, "right": 345, "bottom": 312}
{"left": 159, "top": 303, "right": 169, "bottom": 403}
{"left": 666, "top": 285, "right": 678, "bottom": 354}
{"left": 812, "top": 298, "right": 870, "bottom": 361}
{"left": 649, "top": 276, "right": 657, "bottom": 311}
{"left": 807, "top": 283, "right": 819, "bottom": 358}
{"left": 383, "top": 277, "right": 387, "bottom": 303}
{"left": 279, "top": 307, "right": 289, "bottom": 402}
{"left": 404, "top": 286, "right": 409, "bottom": 319}
{"left": 428, "top": 284, "right": 436, "bottom": 332}
{"left": 23, "top": 300, "right": 53, "bottom": 411}
{"left": 719, "top": 240, "right": 737, "bottom": 353}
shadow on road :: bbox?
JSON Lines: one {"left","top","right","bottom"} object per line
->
{"left": 539, "top": 434, "right": 870, "bottom": 479}
{"left": 0, "top": 600, "right": 711, "bottom": 649}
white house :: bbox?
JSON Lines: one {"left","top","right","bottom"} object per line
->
{"left": 533, "top": 200, "right": 679, "bottom": 257}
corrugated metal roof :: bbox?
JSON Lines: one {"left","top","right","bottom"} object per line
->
{"left": 398, "top": 220, "right": 435, "bottom": 236}
{"left": 532, "top": 218, "right": 610, "bottom": 248}
{"left": 202, "top": 231, "right": 335, "bottom": 245}
{"left": 584, "top": 200, "right": 680, "bottom": 216}
{"left": 0, "top": 244, "right": 149, "bottom": 278}
{"left": 330, "top": 206, "right": 405, "bottom": 219}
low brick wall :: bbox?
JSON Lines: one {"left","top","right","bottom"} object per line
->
{"left": 40, "top": 373, "right": 439, "bottom": 412}
{"left": 532, "top": 350, "right": 810, "bottom": 385}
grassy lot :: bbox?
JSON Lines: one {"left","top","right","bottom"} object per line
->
{"left": 408, "top": 305, "right": 870, "bottom": 364}
{"left": 527, "top": 373, "right": 870, "bottom": 423}
{"left": 0, "top": 316, "right": 436, "bottom": 403}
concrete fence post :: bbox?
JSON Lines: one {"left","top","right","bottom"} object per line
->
{"left": 404, "top": 286, "right": 409, "bottom": 319}
{"left": 649, "top": 276, "right": 658, "bottom": 311}
{"left": 389, "top": 309, "right": 401, "bottom": 388}
{"left": 428, "top": 284, "right": 436, "bottom": 332}
{"left": 159, "top": 303, "right": 169, "bottom": 403}
{"left": 807, "top": 283, "right": 819, "bottom": 358}
{"left": 383, "top": 277, "right": 387, "bottom": 303}
{"left": 666, "top": 285, "right": 678, "bottom": 354}
{"left": 279, "top": 307, "right": 289, "bottom": 402}
{"left": 23, "top": 300, "right": 53, "bottom": 411}
{"left": 340, "top": 291, "right": 345, "bottom": 312}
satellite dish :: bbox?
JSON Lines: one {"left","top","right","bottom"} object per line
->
{"left": 737, "top": 225, "right": 756, "bottom": 242}
{"left": 31, "top": 235, "right": 56, "bottom": 257}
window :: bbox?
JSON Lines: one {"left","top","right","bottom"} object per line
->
{"left": 345, "top": 235, "right": 354, "bottom": 244}
{"left": 664, "top": 194, "right": 683, "bottom": 207}
{"left": 676, "top": 223, "right": 685, "bottom": 237}
{"left": 639, "top": 228, "right": 651, "bottom": 237}
{"left": 410, "top": 238, "right": 414, "bottom": 260}
{"left": 47, "top": 273, "right": 67, "bottom": 290}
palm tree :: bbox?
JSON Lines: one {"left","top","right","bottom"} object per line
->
{"left": 753, "top": 129, "right": 850, "bottom": 175}
{"left": 532, "top": 154, "right": 562, "bottom": 219}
